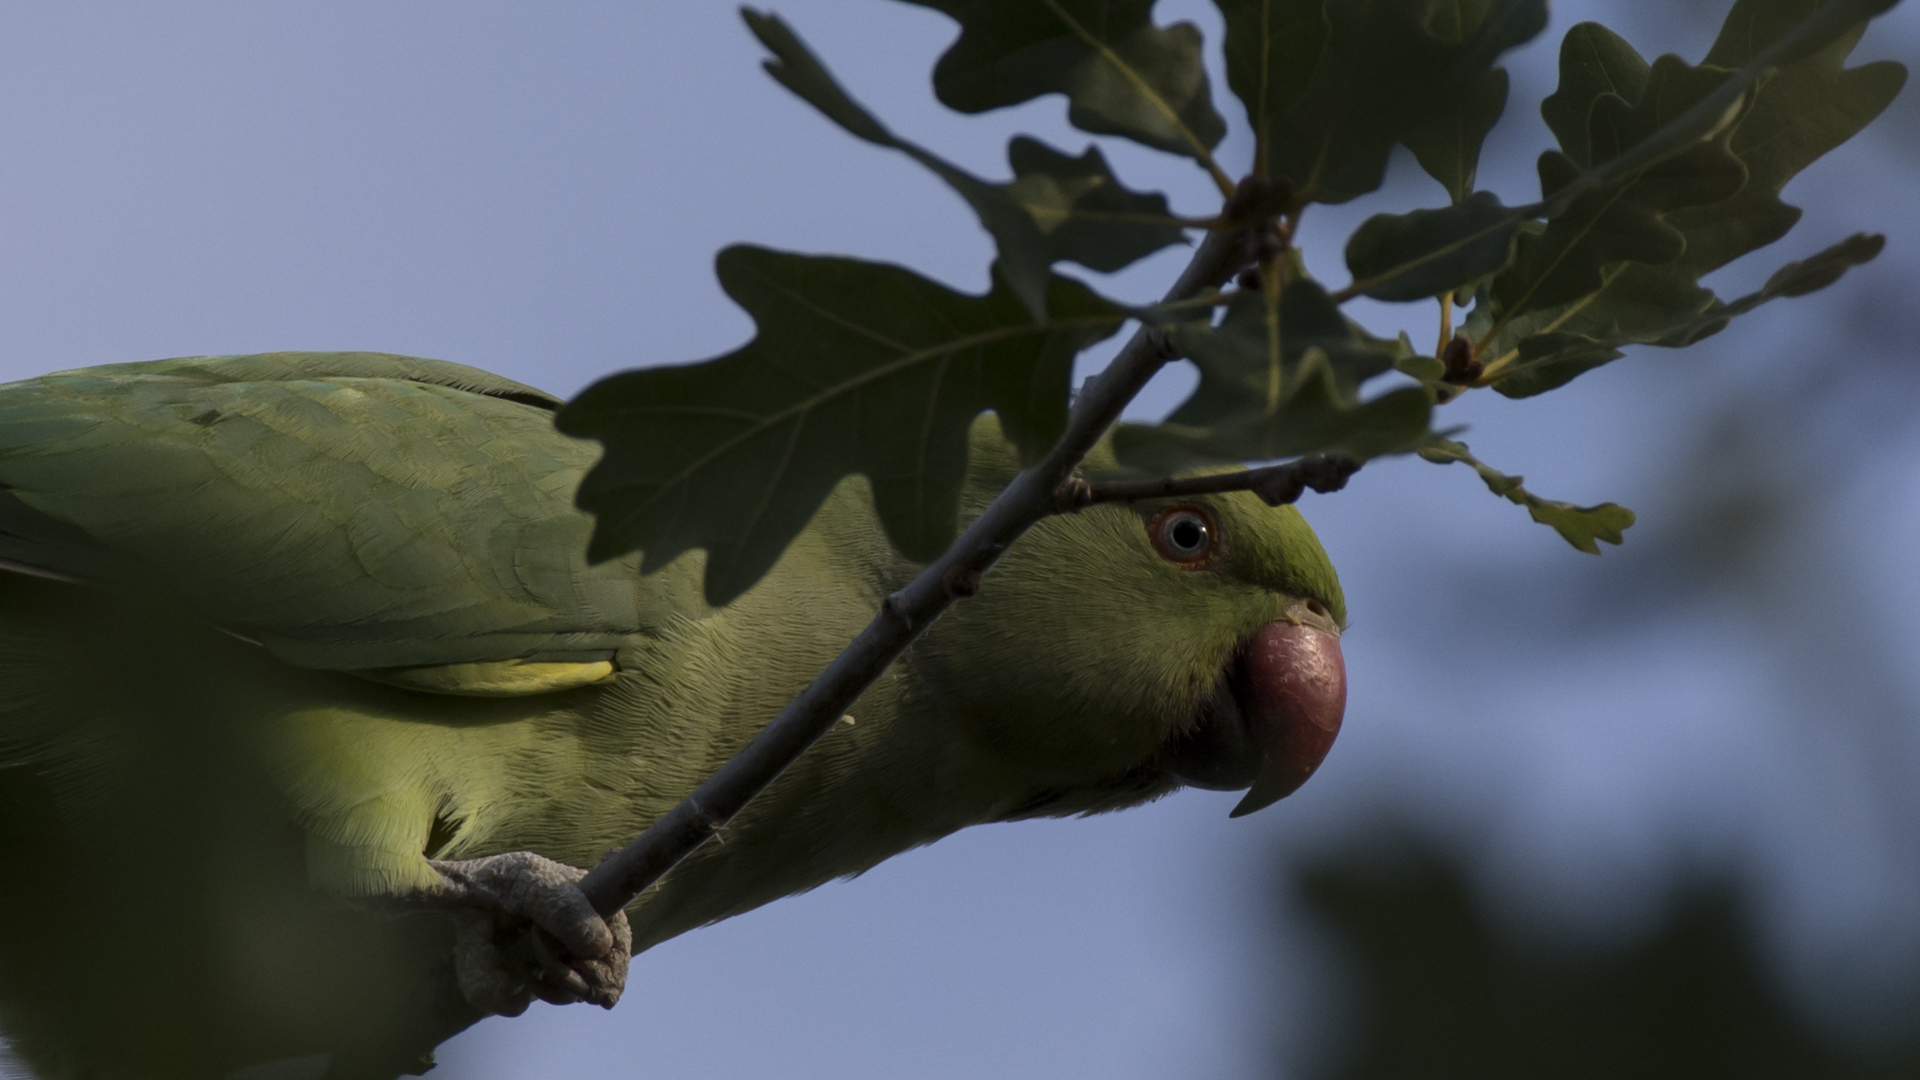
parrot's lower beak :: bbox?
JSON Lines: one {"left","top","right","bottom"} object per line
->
{"left": 1226, "top": 620, "right": 1346, "bottom": 817}
{"left": 1153, "top": 613, "right": 1346, "bottom": 816}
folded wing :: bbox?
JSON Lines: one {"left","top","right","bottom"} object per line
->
{"left": 0, "top": 352, "right": 656, "bottom": 686}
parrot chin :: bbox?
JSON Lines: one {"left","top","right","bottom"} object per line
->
{"left": 1154, "top": 620, "right": 1346, "bottom": 817}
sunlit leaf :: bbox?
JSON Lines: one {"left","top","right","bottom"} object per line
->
{"left": 899, "top": 0, "right": 1226, "bottom": 161}
{"left": 1419, "top": 437, "right": 1634, "bottom": 553}
{"left": 1114, "top": 284, "right": 1431, "bottom": 468}
{"left": 560, "top": 247, "right": 1126, "bottom": 604}
{"left": 746, "top": 9, "right": 1185, "bottom": 319}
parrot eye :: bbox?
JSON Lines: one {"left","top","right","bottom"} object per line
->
{"left": 1149, "top": 506, "right": 1218, "bottom": 565}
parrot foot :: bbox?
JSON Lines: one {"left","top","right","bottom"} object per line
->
{"left": 423, "top": 852, "right": 631, "bottom": 1018}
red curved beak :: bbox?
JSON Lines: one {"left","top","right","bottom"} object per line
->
{"left": 1229, "top": 620, "right": 1347, "bottom": 817}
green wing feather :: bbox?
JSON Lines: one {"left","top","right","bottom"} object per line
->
{"left": 0, "top": 351, "right": 648, "bottom": 675}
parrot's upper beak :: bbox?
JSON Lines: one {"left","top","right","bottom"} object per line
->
{"left": 1226, "top": 619, "right": 1346, "bottom": 816}
{"left": 1153, "top": 603, "right": 1347, "bottom": 816}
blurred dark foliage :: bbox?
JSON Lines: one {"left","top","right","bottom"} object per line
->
{"left": 1287, "top": 836, "right": 1920, "bottom": 1080}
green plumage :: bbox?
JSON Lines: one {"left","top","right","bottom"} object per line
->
{"left": 0, "top": 353, "right": 1343, "bottom": 1078}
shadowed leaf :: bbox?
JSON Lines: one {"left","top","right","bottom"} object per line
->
{"left": 1265, "top": 0, "right": 1438, "bottom": 204}
{"left": 899, "top": 0, "right": 1226, "bottom": 162}
{"left": 1213, "top": 0, "right": 1325, "bottom": 180}
{"left": 1745, "top": 231, "right": 1886, "bottom": 299}
{"left": 1398, "top": 0, "right": 1549, "bottom": 202}
{"left": 1539, "top": 22, "right": 1650, "bottom": 169}
{"left": 1465, "top": 0, "right": 1903, "bottom": 398}
{"left": 1420, "top": 437, "right": 1634, "bottom": 553}
{"left": 1003, "top": 137, "right": 1189, "bottom": 272}
{"left": 1530, "top": 0, "right": 1898, "bottom": 217}
{"left": 1490, "top": 56, "right": 1751, "bottom": 324}
{"left": 1675, "top": 1, "right": 1906, "bottom": 275}
{"left": 1219, "top": 0, "right": 1542, "bottom": 204}
{"left": 1474, "top": 262, "right": 1717, "bottom": 368}
{"left": 1114, "top": 284, "right": 1431, "bottom": 468}
{"left": 744, "top": 8, "right": 894, "bottom": 143}
{"left": 1487, "top": 332, "right": 1626, "bottom": 399}
{"left": 1488, "top": 233, "right": 1886, "bottom": 399}
{"left": 745, "top": 9, "right": 1185, "bottom": 319}
{"left": 560, "top": 247, "right": 1126, "bottom": 605}
{"left": 1344, "top": 191, "right": 1529, "bottom": 302}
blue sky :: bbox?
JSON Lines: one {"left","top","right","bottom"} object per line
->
{"left": 0, "top": 3, "right": 1915, "bottom": 1078}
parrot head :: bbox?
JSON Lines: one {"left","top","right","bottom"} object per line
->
{"left": 910, "top": 421, "right": 1348, "bottom": 820}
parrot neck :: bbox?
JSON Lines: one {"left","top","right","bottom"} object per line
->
{"left": 578, "top": 564, "right": 1030, "bottom": 953}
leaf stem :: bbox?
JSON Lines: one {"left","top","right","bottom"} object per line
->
{"left": 1135, "top": 291, "right": 1242, "bottom": 321}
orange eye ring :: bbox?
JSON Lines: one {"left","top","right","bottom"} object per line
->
{"left": 1147, "top": 504, "right": 1220, "bottom": 566}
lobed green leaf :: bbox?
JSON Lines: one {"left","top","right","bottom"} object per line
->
{"left": 1673, "top": 0, "right": 1906, "bottom": 275}
{"left": 560, "top": 247, "right": 1126, "bottom": 605}
{"left": 1538, "top": 22, "right": 1650, "bottom": 170}
{"left": 746, "top": 9, "right": 1186, "bottom": 319}
{"left": 1531, "top": 0, "right": 1898, "bottom": 215}
{"left": 1214, "top": 0, "right": 1326, "bottom": 182}
{"left": 1487, "top": 332, "right": 1626, "bottom": 399}
{"left": 1343, "top": 191, "right": 1529, "bottom": 302}
{"left": 1399, "top": 0, "right": 1550, "bottom": 202}
{"left": 1002, "top": 137, "right": 1191, "bottom": 273}
{"left": 1742, "top": 230, "right": 1886, "bottom": 300}
{"left": 1265, "top": 0, "right": 1443, "bottom": 204}
{"left": 1215, "top": 0, "right": 1544, "bottom": 205}
{"left": 898, "top": 0, "right": 1226, "bottom": 163}
{"left": 1485, "top": 232, "right": 1885, "bottom": 399}
{"left": 1491, "top": 57, "right": 1750, "bottom": 326}
{"left": 1470, "top": 262, "right": 1715, "bottom": 373}
{"left": 1466, "top": 0, "right": 1903, "bottom": 397}
{"left": 1419, "top": 437, "right": 1635, "bottom": 553}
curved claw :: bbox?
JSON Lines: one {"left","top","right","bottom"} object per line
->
{"left": 531, "top": 928, "right": 595, "bottom": 1004}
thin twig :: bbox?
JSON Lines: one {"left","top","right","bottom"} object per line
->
{"left": 576, "top": 225, "right": 1253, "bottom": 913}
{"left": 1054, "top": 455, "right": 1361, "bottom": 512}
{"left": 377, "top": 207, "right": 1262, "bottom": 1072}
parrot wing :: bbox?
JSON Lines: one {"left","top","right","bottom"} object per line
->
{"left": 0, "top": 352, "right": 658, "bottom": 690}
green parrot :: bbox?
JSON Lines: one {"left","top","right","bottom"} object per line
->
{"left": 0, "top": 352, "right": 1348, "bottom": 1079}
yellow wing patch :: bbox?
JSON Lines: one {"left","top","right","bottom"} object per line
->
{"left": 349, "top": 658, "right": 619, "bottom": 697}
